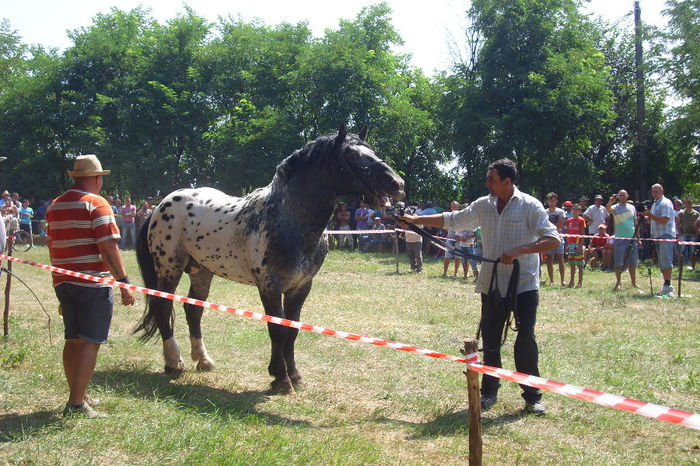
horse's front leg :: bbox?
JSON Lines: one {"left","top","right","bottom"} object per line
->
{"left": 185, "top": 269, "right": 215, "bottom": 371}
{"left": 282, "top": 281, "right": 312, "bottom": 387}
{"left": 259, "top": 290, "right": 293, "bottom": 394}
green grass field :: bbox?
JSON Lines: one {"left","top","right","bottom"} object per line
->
{"left": 1, "top": 246, "right": 698, "bottom": 464}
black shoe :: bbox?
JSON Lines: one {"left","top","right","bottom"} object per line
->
{"left": 480, "top": 394, "right": 497, "bottom": 410}
{"left": 524, "top": 401, "right": 546, "bottom": 416}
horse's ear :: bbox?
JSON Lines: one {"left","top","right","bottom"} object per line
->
{"left": 335, "top": 123, "right": 347, "bottom": 146}
{"left": 358, "top": 126, "right": 368, "bottom": 142}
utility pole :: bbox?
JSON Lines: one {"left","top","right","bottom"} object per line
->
{"left": 634, "top": 0, "right": 649, "bottom": 199}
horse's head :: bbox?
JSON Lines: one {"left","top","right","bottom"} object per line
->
{"left": 333, "top": 124, "right": 405, "bottom": 209}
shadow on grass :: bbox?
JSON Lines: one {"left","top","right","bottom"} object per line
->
{"left": 411, "top": 409, "right": 525, "bottom": 438}
{"left": 91, "top": 366, "right": 309, "bottom": 427}
{"left": 677, "top": 270, "right": 700, "bottom": 282}
{"left": 0, "top": 411, "right": 62, "bottom": 443}
{"left": 374, "top": 408, "right": 525, "bottom": 438}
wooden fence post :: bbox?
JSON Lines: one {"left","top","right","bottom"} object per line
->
{"left": 462, "top": 338, "right": 482, "bottom": 466}
{"left": 394, "top": 234, "right": 399, "bottom": 274}
{"left": 3, "top": 235, "right": 14, "bottom": 337}
{"left": 677, "top": 242, "right": 682, "bottom": 298}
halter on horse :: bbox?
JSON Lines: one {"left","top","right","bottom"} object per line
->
{"left": 135, "top": 124, "right": 405, "bottom": 393}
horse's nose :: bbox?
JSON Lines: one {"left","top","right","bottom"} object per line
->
{"left": 392, "top": 178, "right": 405, "bottom": 199}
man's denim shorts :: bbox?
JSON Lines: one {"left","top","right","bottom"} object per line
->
{"left": 655, "top": 235, "right": 675, "bottom": 270}
{"left": 56, "top": 283, "right": 113, "bottom": 344}
{"left": 613, "top": 238, "right": 639, "bottom": 267}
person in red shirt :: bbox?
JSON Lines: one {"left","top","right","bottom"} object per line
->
{"left": 47, "top": 154, "right": 136, "bottom": 418}
{"left": 565, "top": 204, "right": 587, "bottom": 288}
{"left": 585, "top": 224, "right": 612, "bottom": 270}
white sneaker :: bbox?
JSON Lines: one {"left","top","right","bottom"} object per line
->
{"left": 658, "top": 284, "right": 674, "bottom": 297}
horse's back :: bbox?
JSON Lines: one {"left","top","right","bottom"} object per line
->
{"left": 148, "top": 187, "right": 278, "bottom": 286}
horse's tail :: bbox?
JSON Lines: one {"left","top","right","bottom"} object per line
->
{"left": 133, "top": 214, "right": 166, "bottom": 341}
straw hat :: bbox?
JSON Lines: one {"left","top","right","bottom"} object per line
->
{"left": 68, "top": 154, "right": 111, "bottom": 177}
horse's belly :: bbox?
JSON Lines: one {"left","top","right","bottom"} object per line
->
{"left": 189, "top": 237, "right": 261, "bottom": 286}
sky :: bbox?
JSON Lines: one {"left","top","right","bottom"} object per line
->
{"left": 2, "top": 0, "right": 670, "bottom": 75}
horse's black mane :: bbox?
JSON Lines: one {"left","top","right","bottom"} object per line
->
{"left": 273, "top": 132, "right": 367, "bottom": 183}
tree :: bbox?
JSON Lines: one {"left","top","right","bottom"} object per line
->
{"left": 662, "top": 0, "right": 700, "bottom": 196}
{"left": 203, "top": 18, "right": 312, "bottom": 194}
{"left": 291, "top": 3, "right": 405, "bottom": 135}
{"left": 447, "top": 0, "right": 615, "bottom": 199}
{"left": 373, "top": 70, "right": 456, "bottom": 203}
{"left": 0, "top": 19, "right": 27, "bottom": 96}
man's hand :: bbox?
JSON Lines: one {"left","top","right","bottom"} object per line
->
{"left": 500, "top": 246, "right": 523, "bottom": 264}
{"left": 397, "top": 213, "right": 445, "bottom": 230}
{"left": 395, "top": 214, "right": 418, "bottom": 230}
{"left": 119, "top": 287, "right": 136, "bottom": 306}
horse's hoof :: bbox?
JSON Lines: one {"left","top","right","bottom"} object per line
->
{"left": 196, "top": 358, "right": 215, "bottom": 372}
{"left": 290, "top": 373, "right": 302, "bottom": 387}
{"left": 164, "top": 363, "right": 185, "bottom": 378}
{"left": 270, "top": 379, "right": 295, "bottom": 395}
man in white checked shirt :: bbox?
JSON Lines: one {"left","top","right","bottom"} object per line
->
{"left": 399, "top": 158, "right": 560, "bottom": 415}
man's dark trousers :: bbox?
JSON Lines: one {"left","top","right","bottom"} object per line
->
{"left": 479, "top": 290, "right": 541, "bottom": 403}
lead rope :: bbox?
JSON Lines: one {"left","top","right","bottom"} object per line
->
{"left": 475, "top": 259, "right": 520, "bottom": 350}
{"left": 391, "top": 212, "right": 518, "bottom": 351}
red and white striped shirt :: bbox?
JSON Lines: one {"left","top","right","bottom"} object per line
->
{"left": 46, "top": 186, "right": 120, "bottom": 287}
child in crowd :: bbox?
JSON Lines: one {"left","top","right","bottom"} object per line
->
{"left": 565, "top": 204, "right": 586, "bottom": 288}
{"left": 401, "top": 208, "right": 423, "bottom": 273}
{"left": 585, "top": 224, "right": 611, "bottom": 270}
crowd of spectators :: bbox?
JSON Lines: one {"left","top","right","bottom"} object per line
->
{"left": 4, "top": 183, "right": 699, "bottom": 292}
{"left": 327, "top": 198, "right": 483, "bottom": 278}
{"left": 104, "top": 193, "right": 163, "bottom": 249}
{"left": 325, "top": 189, "right": 700, "bottom": 293}
{"left": 0, "top": 188, "right": 163, "bottom": 250}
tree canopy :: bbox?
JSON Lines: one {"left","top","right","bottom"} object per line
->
{"left": 0, "top": 1, "right": 697, "bottom": 206}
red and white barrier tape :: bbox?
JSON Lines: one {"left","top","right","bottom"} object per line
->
{"left": 465, "top": 364, "right": 699, "bottom": 429}
{"left": 325, "top": 230, "right": 700, "bottom": 246}
{"left": 559, "top": 233, "right": 700, "bottom": 246}
{"left": 2, "top": 253, "right": 698, "bottom": 430}
{"left": 0, "top": 254, "right": 477, "bottom": 365}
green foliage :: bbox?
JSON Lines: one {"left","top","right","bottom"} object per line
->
{"left": 0, "top": 1, "right": 697, "bottom": 206}
{"left": 660, "top": 0, "right": 700, "bottom": 196}
{"left": 0, "top": 339, "right": 28, "bottom": 367}
{"left": 0, "top": 4, "right": 453, "bottom": 205}
{"left": 444, "top": 0, "right": 616, "bottom": 200}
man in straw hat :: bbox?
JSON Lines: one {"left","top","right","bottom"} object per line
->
{"left": 46, "top": 154, "right": 135, "bottom": 418}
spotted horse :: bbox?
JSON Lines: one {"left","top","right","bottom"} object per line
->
{"left": 134, "top": 125, "right": 405, "bottom": 393}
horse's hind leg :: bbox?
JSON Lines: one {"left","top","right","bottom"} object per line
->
{"left": 184, "top": 269, "right": 215, "bottom": 371}
{"left": 152, "top": 277, "right": 186, "bottom": 377}
{"left": 259, "top": 290, "right": 294, "bottom": 394}
{"left": 282, "top": 281, "right": 312, "bottom": 386}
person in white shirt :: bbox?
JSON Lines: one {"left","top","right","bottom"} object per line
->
{"left": 582, "top": 194, "right": 609, "bottom": 239}
{"left": 640, "top": 184, "right": 677, "bottom": 297}
{"left": 399, "top": 158, "right": 559, "bottom": 416}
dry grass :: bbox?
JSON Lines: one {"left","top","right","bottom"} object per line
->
{"left": 0, "top": 246, "right": 698, "bottom": 464}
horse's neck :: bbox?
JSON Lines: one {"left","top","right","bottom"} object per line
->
{"left": 274, "top": 177, "right": 336, "bottom": 236}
